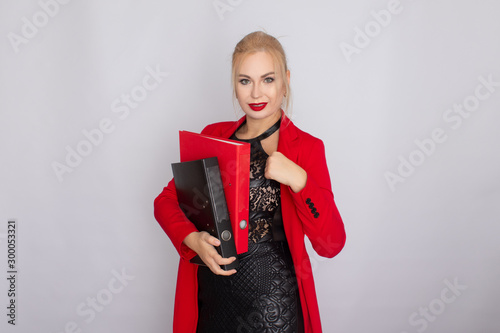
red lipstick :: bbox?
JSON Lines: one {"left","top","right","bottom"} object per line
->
{"left": 249, "top": 103, "right": 268, "bottom": 111}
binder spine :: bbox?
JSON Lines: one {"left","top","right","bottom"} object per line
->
{"left": 204, "top": 158, "right": 238, "bottom": 270}
{"left": 234, "top": 148, "right": 251, "bottom": 254}
{"left": 204, "top": 159, "right": 226, "bottom": 225}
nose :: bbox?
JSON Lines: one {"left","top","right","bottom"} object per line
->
{"left": 251, "top": 83, "right": 261, "bottom": 99}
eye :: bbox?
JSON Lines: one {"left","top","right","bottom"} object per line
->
{"left": 239, "top": 78, "right": 250, "bottom": 85}
{"left": 264, "top": 77, "right": 275, "bottom": 83}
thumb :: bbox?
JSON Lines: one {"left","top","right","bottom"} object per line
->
{"left": 208, "top": 236, "right": 221, "bottom": 247}
{"left": 264, "top": 157, "right": 275, "bottom": 180}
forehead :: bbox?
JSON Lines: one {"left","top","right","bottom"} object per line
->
{"left": 237, "top": 51, "right": 276, "bottom": 75}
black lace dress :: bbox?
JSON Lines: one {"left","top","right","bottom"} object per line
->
{"left": 196, "top": 118, "right": 304, "bottom": 333}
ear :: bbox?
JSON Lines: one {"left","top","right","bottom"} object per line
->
{"left": 282, "top": 70, "right": 291, "bottom": 96}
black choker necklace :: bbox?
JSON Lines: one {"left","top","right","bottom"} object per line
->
{"left": 237, "top": 117, "right": 281, "bottom": 142}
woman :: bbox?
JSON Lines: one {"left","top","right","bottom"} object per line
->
{"left": 154, "top": 31, "right": 346, "bottom": 333}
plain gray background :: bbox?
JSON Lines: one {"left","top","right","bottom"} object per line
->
{"left": 1, "top": 0, "right": 499, "bottom": 332}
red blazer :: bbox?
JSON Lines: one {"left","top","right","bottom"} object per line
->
{"left": 154, "top": 112, "right": 346, "bottom": 333}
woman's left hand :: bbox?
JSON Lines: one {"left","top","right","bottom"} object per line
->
{"left": 265, "top": 151, "right": 307, "bottom": 193}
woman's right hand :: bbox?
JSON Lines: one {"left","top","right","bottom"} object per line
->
{"left": 182, "top": 231, "right": 237, "bottom": 276}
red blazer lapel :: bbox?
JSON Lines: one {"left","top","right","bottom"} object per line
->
{"left": 277, "top": 112, "right": 300, "bottom": 163}
{"left": 220, "top": 115, "right": 246, "bottom": 139}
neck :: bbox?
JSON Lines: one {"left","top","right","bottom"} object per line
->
{"left": 242, "top": 110, "right": 282, "bottom": 138}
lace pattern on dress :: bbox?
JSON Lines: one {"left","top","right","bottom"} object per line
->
{"left": 247, "top": 141, "right": 281, "bottom": 243}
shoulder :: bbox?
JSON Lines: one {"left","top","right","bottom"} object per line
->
{"left": 285, "top": 118, "right": 325, "bottom": 148}
{"left": 200, "top": 120, "right": 238, "bottom": 136}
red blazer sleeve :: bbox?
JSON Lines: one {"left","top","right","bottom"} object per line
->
{"left": 288, "top": 137, "right": 346, "bottom": 258}
{"left": 154, "top": 179, "right": 199, "bottom": 260}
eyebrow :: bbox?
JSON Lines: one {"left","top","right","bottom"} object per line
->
{"left": 238, "top": 72, "right": 275, "bottom": 79}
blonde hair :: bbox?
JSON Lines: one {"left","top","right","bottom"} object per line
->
{"left": 231, "top": 31, "right": 291, "bottom": 115}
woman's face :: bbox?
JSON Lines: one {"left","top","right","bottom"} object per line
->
{"left": 235, "top": 51, "right": 288, "bottom": 121}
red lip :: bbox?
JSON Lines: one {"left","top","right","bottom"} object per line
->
{"left": 249, "top": 103, "right": 268, "bottom": 111}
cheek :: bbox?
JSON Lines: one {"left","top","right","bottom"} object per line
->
{"left": 235, "top": 87, "right": 249, "bottom": 107}
{"left": 236, "top": 85, "right": 250, "bottom": 97}
{"left": 278, "top": 82, "right": 287, "bottom": 96}
{"left": 270, "top": 85, "right": 284, "bottom": 102}
{"left": 234, "top": 86, "right": 243, "bottom": 100}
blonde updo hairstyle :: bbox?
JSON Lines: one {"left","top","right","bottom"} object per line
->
{"left": 232, "top": 31, "right": 291, "bottom": 115}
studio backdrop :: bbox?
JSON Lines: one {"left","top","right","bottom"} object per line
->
{"left": 1, "top": 0, "right": 499, "bottom": 332}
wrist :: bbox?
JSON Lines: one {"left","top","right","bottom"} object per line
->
{"left": 183, "top": 231, "right": 200, "bottom": 253}
{"left": 290, "top": 167, "right": 307, "bottom": 193}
